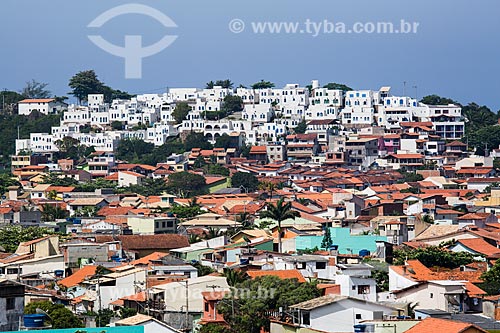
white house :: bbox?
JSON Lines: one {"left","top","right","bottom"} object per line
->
{"left": 287, "top": 295, "right": 397, "bottom": 333}
{"left": 18, "top": 98, "right": 66, "bottom": 115}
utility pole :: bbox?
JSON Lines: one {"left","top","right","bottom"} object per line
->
{"left": 184, "top": 280, "right": 189, "bottom": 332}
{"left": 412, "top": 85, "right": 418, "bottom": 101}
{"left": 2, "top": 88, "right": 6, "bottom": 113}
{"left": 403, "top": 81, "right": 406, "bottom": 96}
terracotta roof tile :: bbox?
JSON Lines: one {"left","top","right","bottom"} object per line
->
{"left": 247, "top": 269, "right": 306, "bottom": 283}
{"left": 403, "top": 317, "right": 487, "bottom": 333}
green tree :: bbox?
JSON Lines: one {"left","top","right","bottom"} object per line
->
{"left": 206, "top": 79, "right": 234, "bottom": 89}
{"left": 25, "top": 301, "right": 83, "bottom": 328}
{"left": 462, "top": 103, "right": 498, "bottom": 134}
{"left": 223, "top": 268, "right": 248, "bottom": 286}
{"left": 393, "top": 245, "right": 475, "bottom": 268}
{"left": 41, "top": 204, "right": 68, "bottom": 222}
{"left": 166, "top": 171, "right": 207, "bottom": 198}
{"left": 184, "top": 132, "right": 213, "bottom": 151}
{"left": 322, "top": 82, "right": 353, "bottom": 91}
{"left": 420, "top": 95, "right": 458, "bottom": 106}
{"left": 172, "top": 102, "right": 191, "bottom": 124}
{"left": 293, "top": 119, "right": 307, "bottom": 134}
{"left": 119, "top": 307, "right": 137, "bottom": 319}
{"left": 398, "top": 170, "right": 424, "bottom": 183}
{"left": 217, "top": 276, "right": 320, "bottom": 333}
{"left": 126, "top": 178, "right": 169, "bottom": 196}
{"left": 0, "top": 173, "right": 20, "bottom": 195}
{"left": 259, "top": 198, "right": 300, "bottom": 253}
{"left": 193, "top": 261, "right": 215, "bottom": 276}
{"left": 214, "top": 133, "right": 236, "bottom": 149}
{"left": 231, "top": 172, "right": 259, "bottom": 192}
{"left": 0, "top": 90, "right": 24, "bottom": 113}
{"left": 68, "top": 70, "right": 105, "bottom": 103}
{"left": 320, "top": 227, "right": 333, "bottom": 249}
{"left": 111, "top": 121, "right": 124, "bottom": 130}
{"left": 222, "top": 95, "right": 243, "bottom": 114}
{"left": 21, "top": 79, "right": 51, "bottom": 99}
{"left": 251, "top": 80, "right": 275, "bottom": 89}
{"left": 0, "top": 226, "right": 58, "bottom": 252}
{"left": 204, "top": 164, "right": 230, "bottom": 176}
{"left": 479, "top": 260, "right": 500, "bottom": 295}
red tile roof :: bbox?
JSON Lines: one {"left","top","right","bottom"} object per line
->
{"left": 456, "top": 238, "right": 500, "bottom": 257}
{"left": 247, "top": 269, "right": 306, "bottom": 283}
{"left": 59, "top": 265, "right": 97, "bottom": 288}
{"left": 19, "top": 98, "right": 55, "bottom": 103}
{"left": 403, "top": 317, "right": 487, "bottom": 333}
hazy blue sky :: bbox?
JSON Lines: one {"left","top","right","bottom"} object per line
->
{"left": 1, "top": 0, "right": 499, "bottom": 109}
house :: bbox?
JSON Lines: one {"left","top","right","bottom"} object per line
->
{"left": 403, "top": 317, "right": 487, "bottom": 333}
{"left": 68, "top": 198, "right": 109, "bottom": 216}
{"left": 0, "top": 236, "right": 65, "bottom": 283}
{"left": 284, "top": 295, "right": 397, "bottom": 333}
{"left": 18, "top": 98, "right": 66, "bottom": 115}
{"left": 150, "top": 276, "right": 230, "bottom": 331}
{"left": 199, "top": 291, "right": 229, "bottom": 325}
{"left": 118, "top": 170, "right": 145, "bottom": 187}
{"left": 448, "top": 238, "right": 500, "bottom": 259}
{"left": 0, "top": 279, "right": 25, "bottom": 331}
{"left": 93, "top": 234, "right": 189, "bottom": 258}
{"left": 249, "top": 145, "right": 268, "bottom": 163}
{"left": 114, "top": 313, "right": 181, "bottom": 333}
{"left": 82, "top": 266, "right": 147, "bottom": 309}
{"left": 179, "top": 213, "right": 241, "bottom": 232}
{"left": 127, "top": 216, "right": 177, "bottom": 235}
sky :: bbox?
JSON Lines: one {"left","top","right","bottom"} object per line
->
{"left": 1, "top": 0, "right": 499, "bottom": 109}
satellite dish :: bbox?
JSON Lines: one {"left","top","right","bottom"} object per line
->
{"left": 54, "top": 285, "right": 60, "bottom": 291}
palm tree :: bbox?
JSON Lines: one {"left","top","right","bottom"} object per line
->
{"left": 204, "top": 227, "right": 223, "bottom": 239}
{"left": 259, "top": 198, "right": 300, "bottom": 253}
{"left": 188, "top": 234, "right": 201, "bottom": 244}
{"left": 222, "top": 268, "right": 248, "bottom": 286}
{"left": 236, "top": 212, "right": 253, "bottom": 229}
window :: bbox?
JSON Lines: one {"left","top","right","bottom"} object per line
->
{"left": 355, "top": 314, "right": 362, "bottom": 320}
{"left": 302, "top": 312, "right": 310, "bottom": 325}
{"left": 357, "top": 285, "right": 370, "bottom": 294}
{"left": 6, "top": 298, "right": 15, "bottom": 310}
{"left": 205, "top": 302, "right": 209, "bottom": 312}
{"left": 316, "top": 262, "right": 326, "bottom": 269}
{"left": 430, "top": 293, "right": 433, "bottom": 298}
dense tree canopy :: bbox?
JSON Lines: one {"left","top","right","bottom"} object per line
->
{"left": 68, "top": 70, "right": 133, "bottom": 103}
{"left": 251, "top": 80, "right": 275, "bottom": 89}
{"left": 420, "top": 94, "right": 458, "bottom": 106}
{"left": 21, "top": 79, "right": 51, "bottom": 99}
{"left": 206, "top": 80, "right": 234, "bottom": 89}
{"left": 231, "top": 172, "right": 259, "bottom": 192}
{"left": 0, "top": 226, "right": 59, "bottom": 253}
{"left": 0, "top": 173, "right": 20, "bottom": 195}
{"left": 184, "top": 132, "right": 213, "bottom": 151}
{"left": 293, "top": 119, "right": 307, "bottom": 134}
{"left": 323, "top": 82, "right": 353, "bottom": 91}
{"left": 215, "top": 276, "right": 320, "bottom": 333}
{"left": 480, "top": 260, "right": 500, "bottom": 295}
{"left": 25, "top": 301, "right": 84, "bottom": 328}
{"left": 393, "top": 245, "right": 476, "bottom": 269}
{"left": 166, "top": 171, "right": 207, "bottom": 197}
{"left": 172, "top": 102, "right": 191, "bottom": 124}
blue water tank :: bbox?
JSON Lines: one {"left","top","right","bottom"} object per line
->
{"left": 359, "top": 249, "right": 370, "bottom": 257}
{"left": 239, "top": 258, "right": 249, "bottom": 265}
{"left": 54, "top": 270, "right": 64, "bottom": 277}
{"left": 329, "top": 245, "right": 338, "bottom": 251}
{"left": 353, "top": 324, "right": 366, "bottom": 333}
{"left": 24, "top": 314, "right": 45, "bottom": 328}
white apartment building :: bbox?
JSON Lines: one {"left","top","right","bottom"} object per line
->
{"left": 242, "top": 104, "right": 274, "bottom": 123}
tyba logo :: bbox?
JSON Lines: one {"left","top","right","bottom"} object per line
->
{"left": 88, "top": 4, "right": 178, "bottom": 79}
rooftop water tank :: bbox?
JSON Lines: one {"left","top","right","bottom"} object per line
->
{"left": 23, "top": 314, "right": 45, "bottom": 328}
